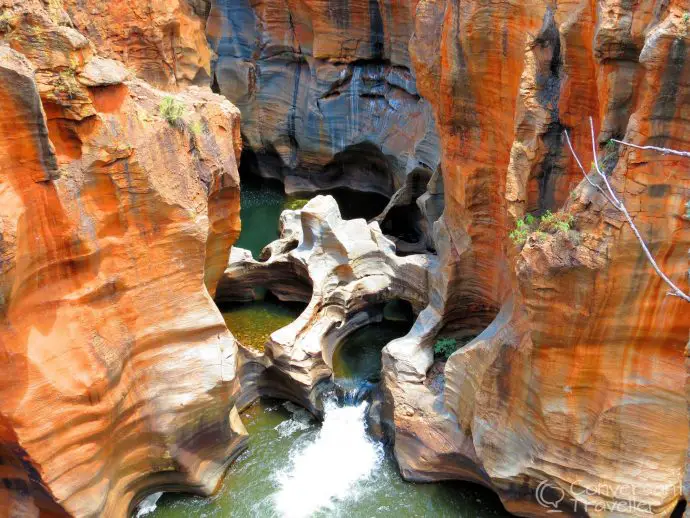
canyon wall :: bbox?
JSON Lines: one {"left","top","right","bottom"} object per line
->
{"left": 0, "top": 1, "right": 688, "bottom": 517}
{"left": 0, "top": 1, "right": 243, "bottom": 517}
{"left": 63, "top": 0, "right": 214, "bottom": 90}
{"left": 383, "top": 1, "right": 690, "bottom": 517}
{"left": 206, "top": 0, "right": 440, "bottom": 198}
{"left": 200, "top": 1, "right": 689, "bottom": 515}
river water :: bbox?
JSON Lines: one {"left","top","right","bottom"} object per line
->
{"left": 141, "top": 323, "right": 511, "bottom": 518}
{"left": 138, "top": 179, "right": 511, "bottom": 518}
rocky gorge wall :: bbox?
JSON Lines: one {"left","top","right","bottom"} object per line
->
{"left": 0, "top": 1, "right": 244, "bottom": 516}
{"left": 382, "top": 1, "right": 690, "bottom": 517}
{"left": 205, "top": 1, "right": 689, "bottom": 516}
{"left": 206, "top": 0, "right": 441, "bottom": 198}
{"left": 0, "top": 1, "right": 688, "bottom": 518}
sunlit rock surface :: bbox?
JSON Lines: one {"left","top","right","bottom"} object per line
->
{"left": 217, "top": 195, "right": 434, "bottom": 413}
{"left": 63, "top": 0, "right": 214, "bottom": 89}
{"left": 0, "top": 1, "right": 688, "bottom": 517}
{"left": 383, "top": 3, "right": 690, "bottom": 517}
{"left": 206, "top": 0, "right": 440, "bottom": 198}
{"left": 0, "top": 2, "right": 243, "bottom": 516}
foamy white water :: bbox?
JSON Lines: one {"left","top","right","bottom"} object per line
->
{"left": 274, "top": 400, "right": 384, "bottom": 518}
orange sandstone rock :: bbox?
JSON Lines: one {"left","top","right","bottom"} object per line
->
{"left": 63, "top": 0, "right": 213, "bottom": 89}
{"left": 383, "top": 1, "right": 690, "bottom": 516}
{"left": 0, "top": 2, "right": 243, "bottom": 517}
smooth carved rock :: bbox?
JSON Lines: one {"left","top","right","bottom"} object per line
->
{"left": 217, "top": 195, "right": 435, "bottom": 412}
{"left": 63, "top": 0, "right": 213, "bottom": 89}
{"left": 206, "top": 0, "right": 440, "bottom": 198}
{"left": 0, "top": 2, "right": 244, "bottom": 517}
{"left": 383, "top": 3, "right": 690, "bottom": 517}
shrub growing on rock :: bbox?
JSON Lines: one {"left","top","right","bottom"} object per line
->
{"left": 284, "top": 198, "right": 310, "bottom": 210}
{"left": 434, "top": 337, "right": 458, "bottom": 359}
{"left": 509, "top": 210, "right": 575, "bottom": 246}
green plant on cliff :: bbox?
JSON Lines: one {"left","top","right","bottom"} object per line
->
{"left": 564, "top": 117, "right": 690, "bottom": 302}
{"left": 55, "top": 69, "right": 80, "bottom": 100}
{"left": 159, "top": 96, "right": 185, "bottom": 126}
{"left": 510, "top": 210, "right": 575, "bottom": 246}
{"left": 187, "top": 120, "right": 205, "bottom": 151}
{"left": 538, "top": 210, "right": 574, "bottom": 234}
{"left": 509, "top": 218, "right": 532, "bottom": 245}
{"left": 189, "top": 120, "right": 203, "bottom": 137}
{"left": 434, "top": 337, "right": 458, "bottom": 359}
{"left": 0, "top": 11, "right": 13, "bottom": 33}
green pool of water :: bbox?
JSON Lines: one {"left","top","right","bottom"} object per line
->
{"left": 221, "top": 300, "right": 304, "bottom": 352}
{"left": 233, "top": 177, "right": 391, "bottom": 259}
{"left": 234, "top": 178, "right": 286, "bottom": 258}
{"left": 332, "top": 321, "right": 411, "bottom": 383}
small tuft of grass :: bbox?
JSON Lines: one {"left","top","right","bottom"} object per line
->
{"left": 54, "top": 69, "right": 80, "bottom": 100}
{"left": 159, "top": 96, "right": 185, "bottom": 126}
{"left": 509, "top": 218, "right": 531, "bottom": 246}
{"left": 0, "top": 11, "right": 14, "bottom": 32}
{"left": 538, "top": 210, "right": 574, "bottom": 234}
{"left": 189, "top": 120, "right": 203, "bottom": 136}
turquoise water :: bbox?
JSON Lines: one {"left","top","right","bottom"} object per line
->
{"left": 234, "top": 178, "right": 286, "bottom": 258}
{"left": 332, "top": 321, "right": 411, "bottom": 383}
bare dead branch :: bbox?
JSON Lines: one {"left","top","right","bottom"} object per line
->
{"left": 611, "top": 139, "right": 690, "bottom": 158}
{"left": 562, "top": 118, "right": 690, "bottom": 303}
{"left": 589, "top": 119, "right": 625, "bottom": 208}
{"left": 563, "top": 129, "right": 620, "bottom": 208}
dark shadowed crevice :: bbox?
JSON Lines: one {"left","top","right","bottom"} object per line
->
{"left": 368, "top": 0, "right": 385, "bottom": 59}
{"left": 317, "top": 141, "right": 397, "bottom": 198}
{"left": 671, "top": 498, "right": 686, "bottom": 518}
{"left": 530, "top": 8, "right": 567, "bottom": 214}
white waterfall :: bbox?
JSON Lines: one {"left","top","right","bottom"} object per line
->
{"left": 274, "top": 399, "right": 384, "bottom": 518}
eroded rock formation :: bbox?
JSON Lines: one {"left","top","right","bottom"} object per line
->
{"left": 206, "top": 0, "right": 440, "bottom": 199}
{"left": 0, "top": 1, "right": 244, "bottom": 516}
{"left": 63, "top": 0, "right": 214, "bottom": 90}
{"left": 382, "top": 2, "right": 690, "bottom": 517}
{"left": 217, "top": 195, "right": 434, "bottom": 413}
{"left": 0, "top": 0, "right": 688, "bottom": 517}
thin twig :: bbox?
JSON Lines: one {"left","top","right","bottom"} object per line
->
{"left": 589, "top": 118, "right": 624, "bottom": 207}
{"left": 611, "top": 139, "right": 690, "bottom": 158}
{"left": 562, "top": 119, "right": 690, "bottom": 303}
{"left": 563, "top": 129, "right": 619, "bottom": 208}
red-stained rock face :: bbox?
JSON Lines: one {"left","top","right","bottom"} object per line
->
{"left": 63, "top": 0, "right": 213, "bottom": 90}
{"left": 0, "top": 2, "right": 243, "bottom": 517}
{"left": 0, "top": 1, "right": 688, "bottom": 517}
{"left": 383, "top": 2, "right": 690, "bottom": 516}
